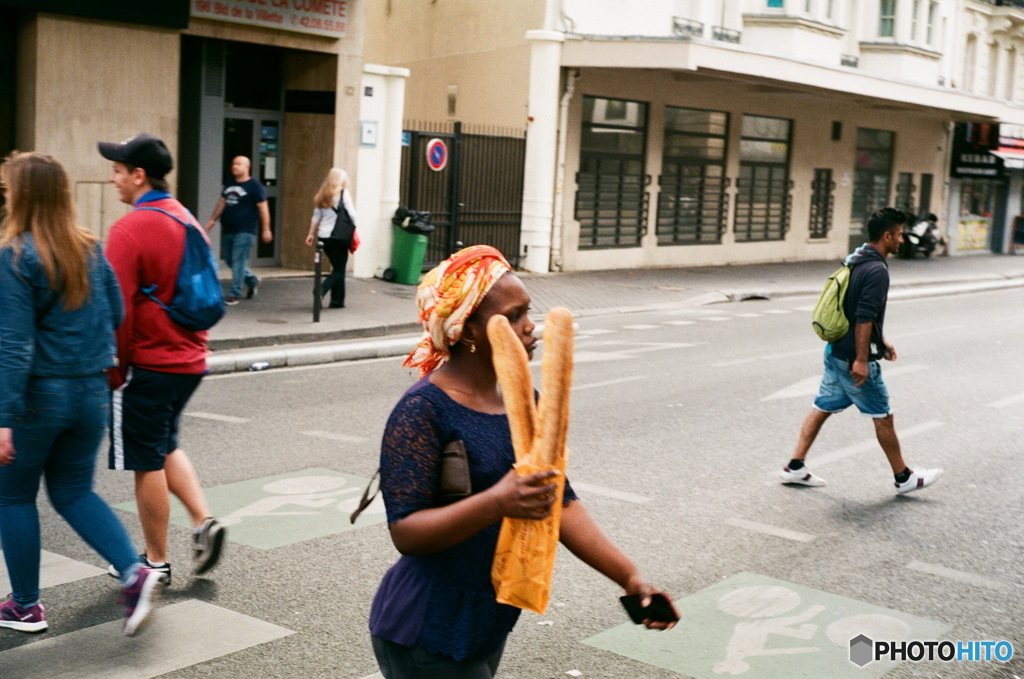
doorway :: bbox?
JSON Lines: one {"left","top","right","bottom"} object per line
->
{"left": 222, "top": 114, "right": 282, "bottom": 264}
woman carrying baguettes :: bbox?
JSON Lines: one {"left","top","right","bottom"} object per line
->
{"left": 369, "top": 245, "right": 677, "bottom": 678}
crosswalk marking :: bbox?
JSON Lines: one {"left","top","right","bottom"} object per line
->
{"left": 811, "top": 420, "right": 944, "bottom": 468}
{"left": 724, "top": 518, "right": 816, "bottom": 543}
{"left": 761, "top": 363, "right": 929, "bottom": 401}
{"left": 989, "top": 391, "right": 1024, "bottom": 409}
{"left": 570, "top": 481, "right": 650, "bottom": 504}
{"left": 186, "top": 411, "right": 250, "bottom": 424}
{"left": 302, "top": 430, "right": 369, "bottom": 443}
{"left": 0, "top": 550, "right": 105, "bottom": 591}
{"left": 573, "top": 375, "right": 647, "bottom": 391}
{"left": 0, "top": 600, "right": 293, "bottom": 679}
{"left": 906, "top": 560, "right": 1013, "bottom": 591}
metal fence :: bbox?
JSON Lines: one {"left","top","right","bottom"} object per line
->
{"left": 399, "top": 121, "right": 527, "bottom": 268}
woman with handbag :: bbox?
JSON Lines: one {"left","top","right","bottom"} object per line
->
{"left": 306, "top": 167, "right": 359, "bottom": 309}
{"left": 0, "top": 152, "right": 164, "bottom": 636}
{"left": 369, "top": 245, "right": 677, "bottom": 678}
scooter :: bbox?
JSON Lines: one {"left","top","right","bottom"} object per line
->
{"left": 900, "top": 214, "right": 943, "bottom": 259}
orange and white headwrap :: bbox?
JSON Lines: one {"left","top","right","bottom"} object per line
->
{"left": 403, "top": 245, "right": 511, "bottom": 376}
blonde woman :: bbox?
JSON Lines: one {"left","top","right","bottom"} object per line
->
{"left": 0, "top": 152, "right": 163, "bottom": 636}
{"left": 306, "top": 168, "right": 358, "bottom": 309}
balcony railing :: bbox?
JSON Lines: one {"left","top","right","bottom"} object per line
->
{"left": 712, "top": 26, "right": 741, "bottom": 43}
{"left": 672, "top": 16, "right": 704, "bottom": 38}
{"left": 982, "top": 0, "right": 1024, "bottom": 7}
{"left": 841, "top": 54, "right": 859, "bottom": 67}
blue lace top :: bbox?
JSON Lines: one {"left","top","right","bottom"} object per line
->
{"left": 368, "top": 377, "right": 576, "bottom": 661}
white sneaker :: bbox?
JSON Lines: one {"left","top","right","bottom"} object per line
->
{"left": 895, "top": 467, "right": 943, "bottom": 494}
{"left": 780, "top": 466, "right": 827, "bottom": 487}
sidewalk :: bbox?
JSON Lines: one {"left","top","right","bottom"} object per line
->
{"left": 207, "top": 254, "right": 1024, "bottom": 372}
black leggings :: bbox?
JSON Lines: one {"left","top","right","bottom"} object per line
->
{"left": 320, "top": 237, "right": 350, "bottom": 306}
{"left": 371, "top": 635, "right": 506, "bottom": 679}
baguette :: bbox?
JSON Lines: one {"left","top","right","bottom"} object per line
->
{"left": 536, "top": 307, "right": 573, "bottom": 467}
{"left": 487, "top": 314, "right": 537, "bottom": 461}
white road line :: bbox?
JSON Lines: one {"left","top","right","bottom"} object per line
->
{"left": 622, "top": 324, "right": 659, "bottom": 330}
{"left": 763, "top": 309, "right": 793, "bottom": 314}
{"left": 705, "top": 316, "right": 732, "bottom": 321}
{"left": 989, "top": 392, "right": 1024, "bottom": 409}
{"left": 0, "top": 550, "right": 105, "bottom": 590}
{"left": 735, "top": 313, "right": 762, "bottom": 318}
{"left": 570, "top": 481, "right": 650, "bottom": 504}
{"left": 714, "top": 346, "right": 821, "bottom": 368}
{"left": 906, "top": 560, "right": 1012, "bottom": 591}
{"left": 358, "top": 674, "right": 384, "bottom": 679}
{"left": 186, "top": 411, "right": 250, "bottom": 423}
{"left": 724, "top": 518, "right": 816, "bottom": 543}
{"left": 580, "top": 328, "right": 616, "bottom": 335}
{"left": 0, "top": 600, "right": 293, "bottom": 679}
{"left": 791, "top": 305, "right": 814, "bottom": 311}
{"left": 812, "top": 420, "right": 945, "bottom": 467}
{"left": 573, "top": 375, "right": 647, "bottom": 391}
{"left": 762, "top": 363, "right": 929, "bottom": 401}
{"left": 663, "top": 320, "right": 696, "bottom": 326}
{"left": 302, "top": 430, "right": 370, "bottom": 443}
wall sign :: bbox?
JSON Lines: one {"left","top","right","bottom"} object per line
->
{"left": 191, "top": 0, "right": 347, "bottom": 38}
{"left": 426, "top": 138, "right": 448, "bottom": 172}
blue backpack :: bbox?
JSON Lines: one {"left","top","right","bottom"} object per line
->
{"left": 136, "top": 207, "right": 226, "bottom": 332}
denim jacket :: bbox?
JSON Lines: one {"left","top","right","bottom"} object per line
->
{"left": 0, "top": 234, "right": 123, "bottom": 427}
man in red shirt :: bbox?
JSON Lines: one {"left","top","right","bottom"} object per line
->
{"left": 99, "top": 133, "right": 226, "bottom": 585}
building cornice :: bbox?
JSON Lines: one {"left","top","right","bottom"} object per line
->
{"left": 858, "top": 42, "right": 943, "bottom": 61}
{"left": 741, "top": 14, "right": 846, "bottom": 39}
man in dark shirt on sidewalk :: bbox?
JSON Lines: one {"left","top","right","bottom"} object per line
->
{"left": 205, "top": 156, "right": 272, "bottom": 305}
{"left": 780, "top": 208, "right": 943, "bottom": 494}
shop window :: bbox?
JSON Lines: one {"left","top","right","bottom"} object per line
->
{"left": 657, "top": 107, "right": 729, "bottom": 245}
{"left": 809, "top": 169, "right": 834, "bottom": 239}
{"left": 851, "top": 128, "right": 894, "bottom": 223}
{"left": 926, "top": 1, "right": 938, "bottom": 46}
{"left": 735, "top": 115, "right": 792, "bottom": 242}
{"left": 958, "top": 179, "right": 995, "bottom": 251}
{"left": 575, "top": 96, "right": 648, "bottom": 249}
{"left": 879, "top": 0, "right": 896, "bottom": 38}
{"left": 918, "top": 173, "right": 933, "bottom": 215}
{"left": 894, "top": 172, "right": 915, "bottom": 217}
{"left": 767, "top": 0, "right": 784, "bottom": 8}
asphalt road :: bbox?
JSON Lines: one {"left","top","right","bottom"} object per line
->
{"left": 3, "top": 287, "right": 1022, "bottom": 679}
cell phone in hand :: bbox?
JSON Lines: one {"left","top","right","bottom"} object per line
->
{"left": 619, "top": 593, "right": 679, "bottom": 624}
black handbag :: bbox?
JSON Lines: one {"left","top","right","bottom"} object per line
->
{"left": 329, "top": 190, "right": 356, "bottom": 241}
{"left": 349, "top": 439, "right": 471, "bottom": 524}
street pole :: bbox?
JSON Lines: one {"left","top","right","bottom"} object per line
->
{"left": 313, "top": 240, "right": 323, "bottom": 322}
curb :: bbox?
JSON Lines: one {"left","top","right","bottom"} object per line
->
{"left": 206, "top": 278, "right": 1023, "bottom": 374}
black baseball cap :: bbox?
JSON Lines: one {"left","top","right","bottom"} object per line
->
{"left": 97, "top": 132, "right": 173, "bottom": 179}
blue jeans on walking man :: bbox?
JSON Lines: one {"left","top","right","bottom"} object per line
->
{"left": 0, "top": 375, "right": 141, "bottom": 607}
{"left": 223, "top": 231, "right": 259, "bottom": 299}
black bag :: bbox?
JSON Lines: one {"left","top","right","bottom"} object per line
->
{"left": 349, "top": 440, "right": 471, "bottom": 524}
{"left": 329, "top": 190, "right": 356, "bottom": 241}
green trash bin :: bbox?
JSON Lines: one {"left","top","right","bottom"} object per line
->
{"left": 390, "top": 224, "right": 429, "bottom": 285}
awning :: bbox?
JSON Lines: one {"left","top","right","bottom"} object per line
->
{"left": 991, "top": 147, "right": 1024, "bottom": 170}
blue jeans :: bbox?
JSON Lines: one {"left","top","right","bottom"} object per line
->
{"left": 0, "top": 375, "right": 140, "bottom": 606}
{"left": 813, "top": 352, "right": 892, "bottom": 418}
{"left": 223, "top": 231, "right": 258, "bottom": 299}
